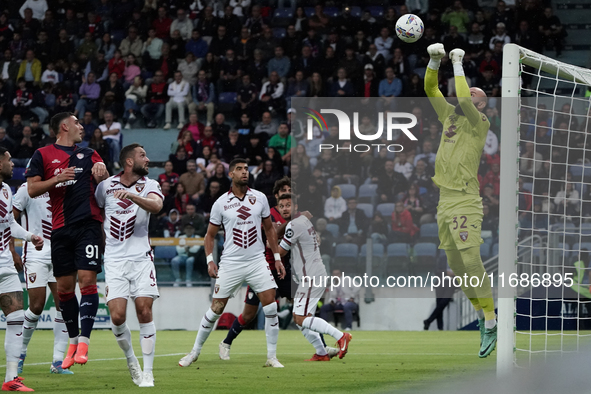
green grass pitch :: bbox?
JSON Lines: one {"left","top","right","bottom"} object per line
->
{"left": 5, "top": 330, "right": 496, "bottom": 393}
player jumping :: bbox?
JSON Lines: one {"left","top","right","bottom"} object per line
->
{"left": 95, "top": 143, "right": 163, "bottom": 387}
{"left": 278, "top": 194, "right": 352, "bottom": 360}
{"left": 424, "top": 43, "right": 497, "bottom": 357}
{"left": 13, "top": 183, "right": 72, "bottom": 375}
{"left": 179, "top": 158, "right": 286, "bottom": 368}
{"left": 26, "top": 112, "right": 110, "bottom": 368}
{"left": 0, "top": 147, "right": 44, "bottom": 392}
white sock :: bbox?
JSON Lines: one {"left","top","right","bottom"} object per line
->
{"left": 263, "top": 303, "right": 279, "bottom": 359}
{"left": 192, "top": 308, "right": 221, "bottom": 354}
{"left": 21, "top": 309, "right": 40, "bottom": 354}
{"left": 302, "top": 316, "right": 344, "bottom": 341}
{"left": 139, "top": 322, "right": 156, "bottom": 373}
{"left": 485, "top": 319, "right": 497, "bottom": 330}
{"left": 476, "top": 309, "right": 485, "bottom": 320}
{"left": 5, "top": 310, "right": 24, "bottom": 382}
{"left": 297, "top": 324, "right": 327, "bottom": 356}
{"left": 111, "top": 322, "right": 135, "bottom": 359}
{"left": 277, "top": 309, "right": 291, "bottom": 319}
{"left": 53, "top": 311, "right": 69, "bottom": 363}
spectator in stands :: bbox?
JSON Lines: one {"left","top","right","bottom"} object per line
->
{"left": 482, "top": 184, "right": 500, "bottom": 217}
{"left": 254, "top": 159, "right": 282, "bottom": 199}
{"left": 370, "top": 213, "right": 389, "bottom": 245}
{"left": 218, "top": 49, "right": 241, "bottom": 93}
{"left": 329, "top": 68, "right": 354, "bottom": 98}
{"left": 107, "top": 50, "right": 125, "bottom": 80}
{"left": 409, "top": 159, "right": 433, "bottom": 191}
{"left": 0, "top": 49, "right": 18, "bottom": 98}
{"left": 9, "top": 31, "right": 26, "bottom": 61}
{"left": 390, "top": 201, "right": 419, "bottom": 243}
{"left": 315, "top": 218, "right": 335, "bottom": 262}
{"left": 153, "top": 7, "right": 172, "bottom": 39}
{"left": 337, "top": 198, "right": 369, "bottom": 246}
{"left": 481, "top": 159, "right": 501, "bottom": 195}
{"left": 489, "top": 22, "right": 511, "bottom": 50}
{"left": 179, "top": 160, "right": 206, "bottom": 203}
{"left": 441, "top": 1, "right": 470, "bottom": 34}
{"left": 0, "top": 128, "right": 14, "bottom": 153}
{"left": 235, "top": 74, "right": 258, "bottom": 120}
{"left": 164, "top": 71, "right": 190, "bottom": 130}
{"left": 171, "top": 8, "right": 193, "bottom": 41}
{"left": 171, "top": 222, "right": 201, "bottom": 287}
{"left": 414, "top": 140, "right": 437, "bottom": 166}
{"left": 34, "top": 30, "right": 52, "bottom": 68}
{"left": 402, "top": 183, "right": 425, "bottom": 225}
{"left": 169, "top": 29, "right": 187, "bottom": 61}
{"left": 181, "top": 113, "right": 205, "bottom": 142}
{"left": 180, "top": 203, "right": 206, "bottom": 234}
{"left": 119, "top": 26, "right": 143, "bottom": 59}
{"left": 161, "top": 208, "right": 181, "bottom": 237}
{"left": 186, "top": 29, "right": 208, "bottom": 64}
{"left": 196, "top": 180, "right": 221, "bottom": 217}
{"left": 259, "top": 71, "right": 285, "bottom": 114}
{"left": 12, "top": 125, "right": 38, "bottom": 167}
{"left": 298, "top": 181, "right": 323, "bottom": 218}
{"left": 318, "top": 46, "right": 338, "bottom": 82}
{"left": 268, "top": 122, "right": 292, "bottom": 165}
{"left": 255, "top": 26, "right": 278, "bottom": 61}
{"left": 197, "top": 125, "right": 220, "bottom": 153}
{"left": 374, "top": 27, "right": 393, "bottom": 60}
{"left": 97, "top": 33, "right": 116, "bottom": 61}
{"left": 377, "top": 160, "right": 409, "bottom": 203}
{"left": 188, "top": 70, "right": 215, "bottom": 126}
{"left": 196, "top": 145, "right": 212, "bottom": 174}
{"left": 159, "top": 160, "right": 180, "bottom": 186}
{"left": 99, "top": 110, "right": 122, "bottom": 169}
{"left": 394, "top": 151, "right": 414, "bottom": 180}
{"left": 141, "top": 70, "right": 167, "bottom": 128}
{"left": 236, "top": 27, "right": 256, "bottom": 68}
{"left": 220, "top": 129, "right": 246, "bottom": 163}
{"left": 207, "top": 162, "right": 231, "bottom": 194}
{"left": 378, "top": 67, "right": 402, "bottom": 111}
{"left": 338, "top": 46, "right": 363, "bottom": 82}
{"left": 172, "top": 129, "right": 198, "bottom": 160}
{"left": 540, "top": 7, "right": 566, "bottom": 57}
{"left": 291, "top": 144, "right": 310, "bottom": 176}
{"left": 320, "top": 269, "right": 359, "bottom": 331}
{"left": 0, "top": 80, "right": 6, "bottom": 122}
{"left": 99, "top": 72, "right": 125, "bottom": 118}
{"left": 520, "top": 141, "right": 543, "bottom": 177}
{"left": 122, "top": 54, "right": 141, "bottom": 89}
{"left": 245, "top": 133, "right": 266, "bottom": 167}
{"left": 17, "top": 50, "right": 42, "bottom": 87}
{"left": 85, "top": 51, "right": 108, "bottom": 83}
{"left": 254, "top": 111, "right": 277, "bottom": 142}
{"left": 89, "top": 127, "right": 111, "bottom": 168}
{"left": 123, "top": 76, "right": 146, "bottom": 129}
{"left": 170, "top": 145, "right": 188, "bottom": 175}
{"left": 80, "top": 111, "right": 97, "bottom": 144}
{"left": 30, "top": 83, "right": 54, "bottom": 124}
{"left": 142, "top": 28, "right": 163, "bottom": 70}
{"left": 293, "top": 45, "right": 317, "bottom": 80}
{"left": 324, "top": 185, "right": 347, "bottom": 223}
{"left": 209, "top": 25, "right": 234, "bottom": 59}
{"left": 292, "top": 7, "right": 309, "bottom": 35}
{"left": 467, "top": 23, "right": 487, "bottom": 58}
{"left": 423, "top": 260, "right": 454, "bottom": 331}
{"left": 195, "top": 6, "right": 219, "bottom": 39}
{"left": 442, "top": 25, "right": 466, "bottom": 52}
{"left": 6, "top": 114, "right": 24, "bottom": 142}
{"left": 267, "top": 46, "right": 291, "bottom": 82}
{"left": 177, "top": 52, "right": 198, "bottom": 86}
{"left": 52, "top": 29, "right": 74, "bottom": 63}
{"left": 554, "top": 182, "right": 579, "bottom": 218}
{"left": 53, "top": 84, "right": 75, "bottom": 115}
{"left": 212, "top": 113, "right": 231, "bottom": 140}
{"left": 363, "top": 44, "right": 386, "bottom": 81}
{"left": 20, "top": 0, "right": 48, "bottom": 20}
{"left": 482, "top": 204, "right": 498, "bottom": 239}
{"left": 77, "top": 32, "right": 98, "bottom": 59}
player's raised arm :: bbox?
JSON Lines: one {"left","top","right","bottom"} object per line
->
{"left": 262, "top": 216, "right": 286, "bottom": 279}
{"left": 26, "top": 149, "right": 76, "bottom": 198}
{"left": 450, "top": 48, "right": 490, "bottom": 129}
{"left": 424, "top": 43, "right": 454, "bottom": 118}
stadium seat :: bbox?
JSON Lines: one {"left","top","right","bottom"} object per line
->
{"left": 12, "top": 167, "right": 26, "bottom": 181}
{"left": 272, "top": 8, "right": 293, "bottom": 26}
{"left": 326, "top": 223, "right": 340, "bottom": 239}
{"left": 412, "top": 243, "right": 437, "bottom": 276}
{"left": 419, "top": 223, "right": 439, "bottom": 244}
{"left": 217, "top": 92, "right": 237, "bottom": 113}
{"left": 154, "top": 246, "right": 177, "bottom": 262}
{"left": 386, "top": 243, "right": 410, "bottom": 276}
{"left": 357, "top": 203, "right": 373, "bottom": 219}
{"left": 365, "top": 6, "right": 384, "bottom": 17}
{"left": 358, "top": 184, "right": 378, "bottom": 204}
{"left": 350, "top": 6, "right": 362, "bottom": 17}
{"left": 334, "top": 243, "right": 359, "bottom": 274}
{"left": 360, "top": 243, "right": 385, "bottom": 277}
{"left": 336, "top": 184, "right": 357, "bottom": 200}
{"left": 492, "top": 243, "right": 499, "bottom": 256}
{"left": 419, "top": 187, "right": 427, "bottom": 195}
{"left": 376, "top": 203, "right": 395, "bottom": 217}
{"left": 323, "top": 7, "right": 339, "bottom": 17}
{"left": 272, "top": 27, "right": 286, "bottom": 38}
{"left": 570, "top": 165, "right": 584, "bottom": 180}
{"left": 304, "top": 7, "right": 315, "bottom": 16}
{"left": 573, "top": 242, "right": 591, "bottom": 255}
{"left": 480, "top": 243, "right": 491, "bottom": 260}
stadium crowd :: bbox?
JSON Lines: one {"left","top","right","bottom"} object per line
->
{"left": 0, "top": 0, "right": 573, "bottom": 284}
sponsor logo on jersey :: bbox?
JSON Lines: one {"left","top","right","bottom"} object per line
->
{"left": 77, "top": 153, "right": 84, "bottom": 160}
{"left": 214, "top": 284, "right": 220, "bottom": 294}
{"left": 224, "top": 202, "right": 241, "bottom": 211}
{"left": 233, "top": 226, "right": 257, "bottom": 248}
{"left": 248, "top": 195, "right": 256, "bottom": 205}
{"left": 52, "top": 159, "right": 61, "bottom": 164}
{"left": 117, "top": 199, "right": 134, "bottom": 209}
{"left": 28, "top": 273, "right": 36, "bottom": 283}
{"left": 136, "top": 183, "right": 145, "bottom": 193}
{"left": 444, "top": 124, "right": 457, "bottom": 138}
{"left": 236, "top": 205, "right": 252, "bottom": 220}
{"left": 459, "top": 231, "right": 468, "bottom": 242}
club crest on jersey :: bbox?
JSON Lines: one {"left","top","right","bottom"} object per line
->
{"left": 136, "top": 183, "right": 145, "bottom": 193}
{"left": 248, "top": 195, "right": 256, "bottom": 205}
{"left": 2, "top": 189, "right": 7, "bottom": 199}
{"left": 459, "top": 231, "right": 468, "bottom": 242}
{"left": 214, "top": 284, "right": 220, "bottom": 294}
{"left": 77, "top": 153, "right": 84, "bottom": 160}
{"left": 28, "top": 273, "right": 36, "bottom": 283}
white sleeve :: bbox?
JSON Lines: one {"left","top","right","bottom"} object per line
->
{"left": 209, "top": 199, "right": 222, "bottom": 226}
{"left": 12, "top": 185, "right": 29, "bottom": 212}
{"left": 261, "top": 194, "right": 271, "bottom": 219}
{"left": 94, "top": 180, "right": 107, "bottom": 208}
{"left": 279, "top": 221, "right": 292, "bottom": 251}
{"left": 146, "top": 180, "right": 164, "bottom": 200}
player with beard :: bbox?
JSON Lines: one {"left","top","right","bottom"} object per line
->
{"left": 0, "top": 146, "right": 44, "bottom": 391}
{"left": 95, "top": 144, "right": 164, "bottom": 387}
{"left": 424, "top": 44, "right": 496, "bottom": 358}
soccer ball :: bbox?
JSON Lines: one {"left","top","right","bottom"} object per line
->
{"left": 395, "top": 14, "right": 424, "bottom": 43}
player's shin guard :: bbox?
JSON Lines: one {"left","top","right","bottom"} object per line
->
{"left": 53, "top": 311, "right": 69, "bottom": 362}
{"left": 302, "top": 316, "right": 344, "bottom": 341}
{"left": 263, "top": 303, "right": 279, "bottom": 359}
{"left": 21, "top": 309, "right": 40, "bottom": 355}
{"left": 111, "top": 322, "right": 135, "bottom": 359}
{"left": 459, "top": 247, "right": 496, "bottom": 325}
{"left": 192, "top": 308, "right": 221, "bottom": 354}
{"left": 297, "top": 325, "right": 327, "bottom": 356}
{"left": 5, "top": 310, "right": 24, "bottom": 382}
{"left": 79, "top": 285, "right": 99, "bottom": 339}
{"left": 223, "top": 314, "right": 247, "bottom": 345}
{"left": 139, "top": 322, "right": 156, "bottom": 373}
{"left": 58, "top": 291, "right": 80, "bottom": 338}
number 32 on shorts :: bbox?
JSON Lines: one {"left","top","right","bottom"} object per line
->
{"left": 452, "top": 215, "right": 467, "bottom": 230}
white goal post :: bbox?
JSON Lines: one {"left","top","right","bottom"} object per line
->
{"left": 498, "top": 44, "right": 591, "bottom": 375}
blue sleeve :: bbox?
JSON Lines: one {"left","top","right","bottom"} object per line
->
{"left": 24, "top": 150, "right": 44, "bottom": 179}
{"left": 378, "top": 80, "right": 385, "bottom": 96}
{"left": 393, "top": 79, "right": 402, "bottom": 97}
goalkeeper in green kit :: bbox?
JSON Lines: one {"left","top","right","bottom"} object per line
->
{"left": 424, "top": 43, "right": 497, "bottom": 358}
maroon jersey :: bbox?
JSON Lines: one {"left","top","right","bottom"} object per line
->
{"left": 25, "top": 144, "right": 103, "bottom": 229}
{"left": 264, "top": 206, "right": 287, "bottom": 270}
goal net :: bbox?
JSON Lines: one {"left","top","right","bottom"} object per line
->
{"left": 498, "top": 44, "right": 591, "bottom": 374}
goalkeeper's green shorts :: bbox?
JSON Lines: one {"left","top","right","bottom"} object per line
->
{"left": 437, "top": 189, "right": 484, "bottom": 251}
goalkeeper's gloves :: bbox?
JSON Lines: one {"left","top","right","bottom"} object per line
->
{"left": 449, "top": 48, "right": 465, "bottom": 76}
{"left": 427, "top": 43, "right": 445, "bottom": 70}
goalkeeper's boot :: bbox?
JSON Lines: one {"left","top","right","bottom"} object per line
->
{"left": 17, "top": 354, "right": 25, "bottom": 374}
{"left": 50, "top": 361, "right": 74, "bottom": 375}
{"left": 62, "top": 344, "right": 77, "bottom": 369}
{"left": 127, "top": 356, "right": 143, "bottom": 386}
{"left": 73, "top": 342, "right": 88, "bottom": 365}
{"left": 306, "top": 353, "right": 330, "bottom": 361}
{"left": 337, "top": 333, "right": 352, "bottom": 359}
{"left": 479, "top": 325, "right": 497, "bottom": 358}
{"left": 219, "top": 342, "right": 231, "bottom": 360}
{"left": 326, "top": 346, "right": 339, "bottom": 359}
{"left": 179, "top": 351, "right": 198, "bottom": 367}
{"left": 139, "top": 372, "right": 154, "bottom": 388}
{"left": 1, "top": 377, "right": 33, "bottom": 392}
{"left": 477, "top": 318, "right": 485, "bottom": 346}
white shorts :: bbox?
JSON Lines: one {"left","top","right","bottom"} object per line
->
{"left": 293, "top": 278, "right": 326, "bottom": 316}
{"left": 0, "top": 266, "right": 23, "bottom": 294}
{"left": 104, "top": 258, "right": 160, "bottom": 303}
{"left": 24, "top": 260, "right": 56, "bottom": 289}
{"left": 214, "top": 257, "right": 277, "bottom": 299}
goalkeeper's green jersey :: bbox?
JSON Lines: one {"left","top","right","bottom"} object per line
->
{"left": 424, "top": 67, "right": 490, "bottom": 195}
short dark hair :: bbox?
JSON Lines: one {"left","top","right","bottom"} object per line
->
{"left": 229, "top": 158, "right": 248, "bottom": 172}
{"left": 273, "top": 176, "right": 291, "bottom": 196}
{"left": 277, "top": 193, "right": 293, "bottom": 204}
{"left": 119, "top": 143, "right": 143, "bottom": 165}
{"left": 50, "top": 112, "right": 73, "bottom": 135}
{"left": 0, "top": 146, "right": 8, "bottom": 157}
